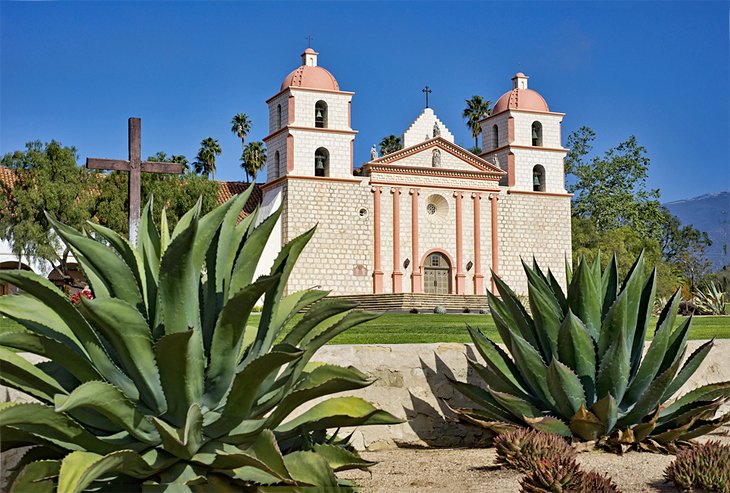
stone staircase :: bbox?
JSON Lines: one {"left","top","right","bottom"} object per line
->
{"left": 328, "top": 293, "right": 490, "bottom": 313}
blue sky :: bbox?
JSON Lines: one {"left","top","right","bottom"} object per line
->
{"left": 1, "top": 1, "right": 727, "bottom": 202}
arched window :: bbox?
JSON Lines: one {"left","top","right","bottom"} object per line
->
{"left": 531, "top": 121, "right": 543, "bottom": 147}
{"left": 273, "top": 151, "right": 280, "bottom": 179}
{"left": 492, "top": 124, "right": 499, "bottom": 149}
{"left": 315, "top": 100, "right": 328, "bottom": 128}
{"left": 315, "top": 147, "right": 329, "bottom": 177}
{"left": 277, "top": 104, "right": 282, "bottom": 128}
{"left": 533, "top": 165, "right": 546, "bottom": 192}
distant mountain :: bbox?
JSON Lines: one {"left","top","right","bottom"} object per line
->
{"left": 664, "top": 191, "right": 730, "bottom": 269}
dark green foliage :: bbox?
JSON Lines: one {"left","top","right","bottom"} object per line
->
{"left": 379, "top": 135, "right": 403, "bottom": 155}
{"left": 494, "top": 429, "right": 575, "bottom": 472}
{"left": 449, "top": 253, "right": 730, "bottom": 451}
{"left": 0, "top": 191, "right": 400, "bottom": 491}
{"left": 664, "top": 441, "right": 730, "bottom": 493}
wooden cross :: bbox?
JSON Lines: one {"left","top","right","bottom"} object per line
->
{"left": 86, "top": 118, "right": 183, "bottom": 245}
{"left": 422, "top": 85, "right": 432, "bottom": 108}
{"left": 306, "top": 35, "right": 314, "bottom": 48}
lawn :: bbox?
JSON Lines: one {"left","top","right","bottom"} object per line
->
{"left": 1, "top": 312, "right": 727, "bottom": 346}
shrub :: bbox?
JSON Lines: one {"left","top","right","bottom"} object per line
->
{"left": 0, "top": 191, "right": 400, "bottom": 491}
{"left": 479, "top": 308, "right": 489, "bottom": 315}
{"left": 664, "top": 441, "right": 730, "bottom": 493}
{"left": 434, "top": 306, "right": 447, "bottom": 314}
{"left": 494, "top": 428, "right": 575, "bottom": 472}
{"left": 449, "top": 253, "right": 730, "bottom": 452}
{"left": 520, "top": 458, "right": 621, "bottom": 493}
{"left": 694, "top": 282, "right": 728, "bottom": 315}
{"left": 463, "top": 307, "right": 471, "bottom": 313}
{"left": 409, "top": 308, "right": 419, "bottom": 314}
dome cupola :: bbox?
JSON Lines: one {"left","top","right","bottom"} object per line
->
{"left": 280, "top": 48, "right": 340, "bottom": 92}
{"left": 492, "top": 73, "right": 549, "bottom": 114}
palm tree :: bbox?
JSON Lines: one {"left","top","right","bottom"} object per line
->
{"left": 463, "top": 95, "right": 492, "bottom": 151}
{"left": 379, "top": 135, "right": 403, "bottom": 155}
{"left": 194, "top": 137, "right": 222, "bottom": 178}
{"left": 241, "top": 141, "right": 267, "bottom": 183}
{"left": 148, "top": 152, "right": 189, "bottom": 172}
{"left": 170, "top": 154, "right": 189, "bottom": 172}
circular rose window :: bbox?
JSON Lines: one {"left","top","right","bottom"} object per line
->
{"left": 425, "top": 194, "right": 448, "bottom": 222}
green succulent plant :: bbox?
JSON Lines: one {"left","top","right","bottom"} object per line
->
{"left": 664, "top": 440, "right": 730, "bottom": 493}
{"left": 449, "top": 253, "right": 730, "bottom": 452}
{"left": 494, "top": 428, "right": 575, "bottom": 472}
{"left": 519, "top": 458, "right": 584, "bottom": 493}
{"left": 0, "top": 188, "right": 400, "bottom": 491}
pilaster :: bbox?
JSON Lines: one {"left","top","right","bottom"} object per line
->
{"left": 472, "top": 192, "right": 484, "bottom": 294}
{"left": 410, "top": 188, "right": 422, "bottom": 293}
{"left": 372, "top": 186, "right": 383, "bottom": 293}
{"left": 391, "top": 187, "right": 402, "bottom": 293}
{"left": 454, "top": 191, "right": 466, "bottom": 294}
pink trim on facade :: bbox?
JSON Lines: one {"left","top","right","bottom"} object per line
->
{"left": 286, "top": 135, "right": 294, "bottom": 173}
{"left": 350, "top": 140, "right": 354, "bottom": 173}
{"left": 489, "top": 193, "right": 499, "bottom": 293}
{"left": 477, "top": 108, "right": 567, "bottom": 124}
{"left": 261, "top": 174, "right": 364, "bottom": 191}
{"left": 372, "top": 187, "right": 383, "bottom": 294}
{"left": 367, "top": 166, "right": 503, "bottom": 182}
{"left": 508, "top": 116, "right": 515, "bottom": 144}
{"left": 507, "top": 152, "right": 516, "bottom": 187}
{"left": 288, "top": 95, "right": 295, "bottom": 124}
{"left": 455, "top": 191, "right": 466, "bottom": 294}
{"left": 507, "top": 190, "right": 573, "bottom": 197}
{"left": 264, "top": 125, "right": 358, "bottom": 142}
{"left": 391, "top": 187, "right": 402, "bottom": 293}
{"left": 419, "top": 248, "right": 456, "bottom": 294}
{"left": 472, "top": 193, "right": 484, "bottom": 294}
{"left": 481, "top": 144, "right": 568, "bottom": 157}
{"left": 368, "top": 179, "right": 500, "bottom": 193}
{"left": 266, "top": 86, "right": 355, "bottom": 104}
{"left": 410, "top": 188, "right": 422, "bottom": 293}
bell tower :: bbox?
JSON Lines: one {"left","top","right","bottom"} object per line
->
{"left": 479, "top": 73, "right": 568, "bottom": 193}
{"left": 263, "top": 48, "right": 357, "bottom": 182}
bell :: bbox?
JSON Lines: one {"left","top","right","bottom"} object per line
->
{"left": 315, "top": 157, "right": 325, "bottom": 170}
{"left": 532, "top": 128, "right": 539, "bottom": 139}
{"left": 316, "top": 109, "right": 323, "bottom": 119}
{"left": 533, "top": 174, "right": 541, "bottom": 186}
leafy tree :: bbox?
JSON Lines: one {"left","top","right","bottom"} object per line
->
{"left": 147, "top": 151, "right": 189, "bottom": 171}
{"left": 566, "top": 127, "right": 664, "bottom": 239}
{"left": 660, "top": 207, "right": 712, "bottom": 261}
{"left": 194, "top": 137, "right": 222, "bottom": 178}
{"left": 241, "top": 141, "right": 267, "bottom": 183}
{"left": 379, "top": 134, "right": 403, "bottom": 155}
{"left": 231, "top": 113, "right": 252, "bottom": 180}
{"left": 468, "top": 145, "right": 482, "bottom": 155}
{"left": 0, "top": 141, "right": 96, "bottom": 280}
{"left": 463, "top": 95, "right": 492, "bottom": 149}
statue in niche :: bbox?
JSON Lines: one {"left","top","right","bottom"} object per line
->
{"left": 432, "top": 148, "right": 442, "bottom": 167}
{"left": 433, "top": 122, "right": 441, "bottom": 138}
{"left": 370, "top": 145, "right": 378, "bottom": 160}
{"left": 493, "top": 154, "right": 500, "bottom": 168}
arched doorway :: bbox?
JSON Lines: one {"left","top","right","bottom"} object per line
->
{"left": 423, "top": 252, "right": 451, "bottom": 294}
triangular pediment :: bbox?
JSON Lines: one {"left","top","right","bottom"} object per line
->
{"left": 366, "top": 137, "right": 505, "bottom": 179}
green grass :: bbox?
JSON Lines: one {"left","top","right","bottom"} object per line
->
{"left": 2, "top": 312, "right": 727, "bottom": 346}
{"left": 257, "top": 312, "right": 730, "bottom": 345}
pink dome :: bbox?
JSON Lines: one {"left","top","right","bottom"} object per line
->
{"left": 280, "top": 65, "right": 339, "bottom": 92}
{"left": 493, "top": 88, "right": 549, "bottom": 113}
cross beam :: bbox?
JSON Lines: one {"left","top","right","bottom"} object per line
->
{"left": 86, "top": 118, "right": 183, "bottom": 245}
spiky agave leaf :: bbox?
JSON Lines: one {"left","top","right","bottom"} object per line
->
{"left": 450, "top": 253, "right": 730, "bottom": 452}
{"left": 0, "top": 188, "right": 400, "bottom": 491}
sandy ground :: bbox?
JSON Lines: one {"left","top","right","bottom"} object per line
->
{"left": 340, "top": 427, "right": 730, "bottom": 492}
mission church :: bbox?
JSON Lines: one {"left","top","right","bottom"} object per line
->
{"left": 254, "top": 47, "right": 572, "bottom": 297}
{"left": 0, "top": 47, "right": 572, "bottom": 298}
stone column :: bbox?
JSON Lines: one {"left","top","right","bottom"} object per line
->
{"left": 410, "top": 188, "right": 422, "bottom": 293}
{"left": 455, "top": 191, "right": 466, "bottom": 294}
{"left": 391, "top": 187, "right": 403, "bottom": 293}
{"left": 489, "top": 193, "right": 499, "bottom": 293}
{"left": 372, "top": 187, "right": 383, "bottom": 293}
{"left": 472, "top": 192, "right": 484, "bottom": 294}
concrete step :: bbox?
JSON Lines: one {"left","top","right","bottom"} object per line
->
{"left": 328, "top": 293, "right": 490, "bottom": 313}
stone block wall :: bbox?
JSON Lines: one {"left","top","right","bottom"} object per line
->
{"left": 511, "top": 111, "right": 563, "bottom": 149}
{"left": 267, "top": 92, "right": 289, "bottom": 134}
{"left": 289, "top": 88, "right": 352, "bottom": 131}
{"left": 284, "top": 177, "right": 373, "bottom": 295}
{"left": 290, "top": 129, "right": 354, "bottom": 179}
{"left": 512, "top": 147, "right": 567, "bottom": 193}
{"left": 497, "top": 191, "right": 572, "bottom": 294}
{"left": 402, "top": 108, "right": 454, "bottom": 148}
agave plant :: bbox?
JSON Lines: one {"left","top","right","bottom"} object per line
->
{"left": 0, "top": 188, "right": 399, "bottom": 491}
{"left": 449, "top": 253, "right": 730, "bottom": 452}
{"left": 694, "top": 281, "right": 727, "bottom": 315}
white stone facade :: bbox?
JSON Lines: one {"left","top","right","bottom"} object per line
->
{"left": 262, "top": 54, "right": 572, "bottom": 297}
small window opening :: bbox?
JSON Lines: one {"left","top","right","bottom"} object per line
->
{"left": 533, "top": 165, "right": 545, "bottom": 192}
{"left": 273, "top": 151, "right": 280, "bottom": 179}
{"left": 492, "top": 124, "right": 499, "bottom": 149}
{"left": 315, "top": 100, "right": 328, "bottom": 128}
{"left": 531, "top": 121, "right": 543, "bottom": 147}
{"left": 315, "top": 147, "right": 329, "bottom": 177}
{"left": 277, "top": 104, "right": 282, "bottom": 128}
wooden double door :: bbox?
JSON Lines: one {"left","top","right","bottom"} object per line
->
{"left": 424, "top": 252, "right": 451, "bottom": 294}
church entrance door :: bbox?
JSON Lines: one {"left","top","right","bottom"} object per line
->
{"left": 424, "top": 252, "right": 451, "bottom": 294}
